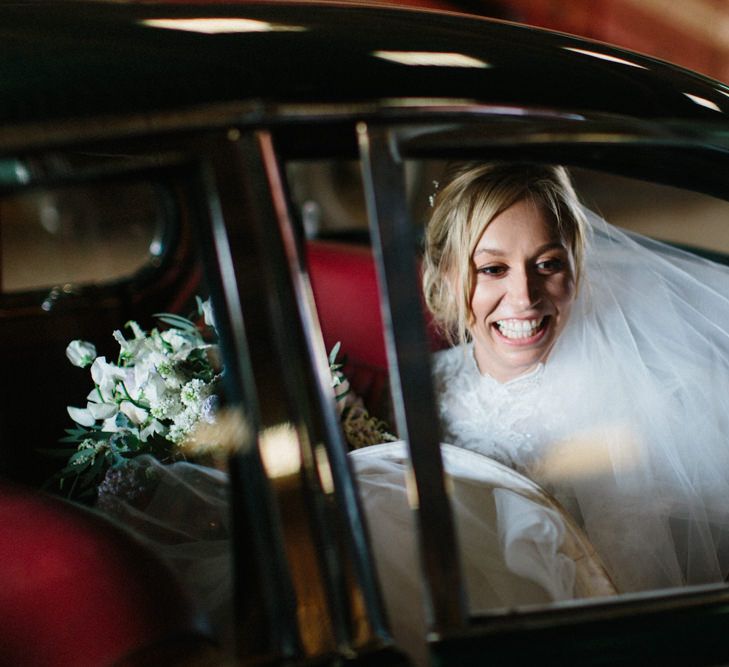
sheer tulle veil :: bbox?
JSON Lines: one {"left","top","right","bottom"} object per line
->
{"left": 538, "top": 206, "right": 729, "bottom": 591}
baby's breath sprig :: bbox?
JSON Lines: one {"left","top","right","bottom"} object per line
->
{"left": 328, "top": 342, "right": 396, "bottom": 449}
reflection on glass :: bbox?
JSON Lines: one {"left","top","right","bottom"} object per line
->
{"left": 564, "top": 46, "right": 647, "bottom": 69}
{"left": 372, "top": 50, "right": 490, "bottom": 68}
{"left": 684, "top": 92, "right": 723, "bottom": 112}
{"left": 1, "top": 182, "right": 164, "bottom": 292}
{"left": 140, "top": 18, "right": 307, "bottom": 34}
{"left": 259, "top": 422, "right": 302, "bottom": 479}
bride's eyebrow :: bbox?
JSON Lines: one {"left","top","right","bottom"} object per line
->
{"left": 536, "top": 241, "right": 569, "bottom": 254}
{"left": 472, "top": 247, "right": 505, "bottom": 258}
{"left": 472, "top": 241, "right": 567, "bottom": 259}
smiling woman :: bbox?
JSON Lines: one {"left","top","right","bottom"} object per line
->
{"left": 419, "top": 162, "right": 729, "bottom": 597}
{"left": 468, "top": 195, "right": 576, "bottom": 381}
{"left": 423, "top": 163, "right": 585, "bottom": 362}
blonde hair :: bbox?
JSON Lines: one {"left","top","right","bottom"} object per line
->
{"left": 422, "top": 162, "right": 587, "bottom": 345}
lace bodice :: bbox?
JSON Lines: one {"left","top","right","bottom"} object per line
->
{"left": 432, "top": 344, "right": 564, "bottom": 477}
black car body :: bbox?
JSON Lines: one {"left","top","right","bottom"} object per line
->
{"left": 4, "top": 2, "right": 729, "bottom": 665}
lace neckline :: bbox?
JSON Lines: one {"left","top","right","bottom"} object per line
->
{"left": 466, "top": 344, "right": 545, "bottom": 390}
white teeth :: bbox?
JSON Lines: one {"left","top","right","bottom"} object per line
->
{"left": 496, "top": 318, "right": 544, "bottom": 339}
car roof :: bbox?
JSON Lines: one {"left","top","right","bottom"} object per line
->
{"left": 1, "top": 0, "right": 727, "bottom": 130}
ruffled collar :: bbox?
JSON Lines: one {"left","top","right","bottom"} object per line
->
{"left": 465, "top": 344, "right": 545, "bottom": 390}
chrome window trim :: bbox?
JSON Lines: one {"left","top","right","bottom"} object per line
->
{"left": 358, "top": 122, "right": 468, "bottom": 635}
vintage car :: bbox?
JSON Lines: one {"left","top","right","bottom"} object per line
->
{"left": 4, "top": 1, "right": 729, "bottom": 665}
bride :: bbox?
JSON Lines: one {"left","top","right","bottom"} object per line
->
{"left": 93, "top": 162, "right": 729, "bottom": 662}
{"left": 419, "top": 161, "right": 729, "bottom": 593}
{"left": 348, "top": 161, "right": 729, "bottom": 661}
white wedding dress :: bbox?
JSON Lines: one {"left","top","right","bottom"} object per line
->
{"left": 350, "top": 441, "right": 615, "bottom": 665}
{"left": 100, "top": 445, "right": 614, "bottom": 665}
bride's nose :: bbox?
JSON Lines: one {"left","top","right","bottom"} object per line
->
{"left": 507, "top": 267, "right": 541, "bottom": 309}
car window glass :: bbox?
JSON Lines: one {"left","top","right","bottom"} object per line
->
{"left": 288, "top": 159, "right": 729, "bottom": 257}
{"left": 1, "top": 181, "right": 164, "bottom": 293}
{"left": 570, "top": 168, "right": 729, "bottom": 255}
{"left": 287, "top": 159, "right": 434, "bottom": 241}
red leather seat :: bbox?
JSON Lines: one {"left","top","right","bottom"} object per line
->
{"left": 307, "top": 239, "right": 446, "bottom": 414}
{"left": 0, "top": 480, "right": 211, "bottom": 667}
{"left": 307, "top": 240, "right": 388, "bottom": 369}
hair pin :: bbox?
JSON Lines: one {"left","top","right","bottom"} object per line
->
{"left": 428, "top": 180, "right": 440, "bottom": 208}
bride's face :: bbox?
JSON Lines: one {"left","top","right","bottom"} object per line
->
{"left": 469, "top": 197, "right": 576, "bottom": 382}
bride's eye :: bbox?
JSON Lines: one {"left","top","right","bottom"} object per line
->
{"left": 476, "top": 264, "right": 506, "bottom": 277}
{"left": 536, "top": 257, "right": 565, "bottom": 274}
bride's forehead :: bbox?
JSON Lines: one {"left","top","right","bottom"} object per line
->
{"left": 472, "top": 201, "right": 563, "bottom": 250}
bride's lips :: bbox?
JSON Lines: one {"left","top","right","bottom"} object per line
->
{"left": 492, "top": 315, "right": 550, "bottom": 346}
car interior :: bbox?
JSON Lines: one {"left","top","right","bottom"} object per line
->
{"left": 4, "top": 108, "right": 729, "bottom": 665}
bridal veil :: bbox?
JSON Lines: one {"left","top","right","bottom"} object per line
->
{"left": 534, "top": 206, "right": 729, "bottom": 592}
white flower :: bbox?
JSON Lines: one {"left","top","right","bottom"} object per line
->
{"left": 142, "top": 373, "right": 169, "bottom": 407}
{"left": 161, "top": 330, "right": 195, "bottom": 360}
{"left": 66, "top": 340, "right": 97, "bottom": 368}
{"left": 166, "top": 406, "right": 199, "bottom": 444}
{"left": 140, "top": 419, "right": 166, "bottom": 441}
{"left": 113, "top": 329, "right": 130, "bottom": 352}
{"left": 90, "top": 357, "right": 127, "bottom": 399}
{"left": 181, "top": 378, "right": 206, "bottom": 409}
{"left": 101, "top": 414, "right": 123, "bottom": 433}
{"left": 120, "top": 400, "right": 148, "bottom": 425}
{"left": 87, "top": 401, "right": 117, "bottom": 421}
{"left": 67, "top": 405, "right": 96, "bottom": 427}
{"left": 201, "top": 299, "right": 216, "bottom": 329}
{"left": 128, "top": 320, "right": 145, "bottom": 340}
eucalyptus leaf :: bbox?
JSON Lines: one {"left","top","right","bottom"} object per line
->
{"left": 328, "top": 341, "right": 342, "bottom": 365}
{"left": 154, "top": 313, "right": 199, "bottom": 333}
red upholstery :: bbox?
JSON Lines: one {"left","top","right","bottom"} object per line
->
{"left": 0, "top": 481, "right": 209, "bottom": 667}
{"left": 307, "top": 241, "right": 388, "bottom": 370}
{"left": 306, "top": 240, "right": 447, "bottom": 414}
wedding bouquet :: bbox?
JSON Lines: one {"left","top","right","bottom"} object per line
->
{"left": 57, "top": 298, "right": 394, "bottom": 501}
{"left": 57, "top": 298, "right": 221, "bottom": 500}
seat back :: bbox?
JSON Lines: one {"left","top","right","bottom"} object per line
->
{"left": 0, "top": 480, "right": 212, "bottom": 667}
{"left": 306, "top": 239, "right": 446, "bottom": 415}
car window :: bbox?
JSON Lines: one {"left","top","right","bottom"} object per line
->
{"left": 1, "top": 180, "right": 164, "bottom": 293}
{"left": 571, "top": 168, "right": 729, "bottom": 255}
{"left": 288, "top": 157, "right": 729, "bottom": 257}
{"left": 0, "top": 159, "right": 205, "bottom": 489}
{"left": 290, "top": 149, "right": 729, "bottom": 621}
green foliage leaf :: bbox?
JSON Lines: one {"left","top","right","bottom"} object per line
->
{"left": 37, "top": 447, "right": 78, "bottom": 458}
{"left": 328, "top": 341, "right": 342, "bottom": 366}
{"left": 154, "top": 313, "right": 200, "bottom": 333}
